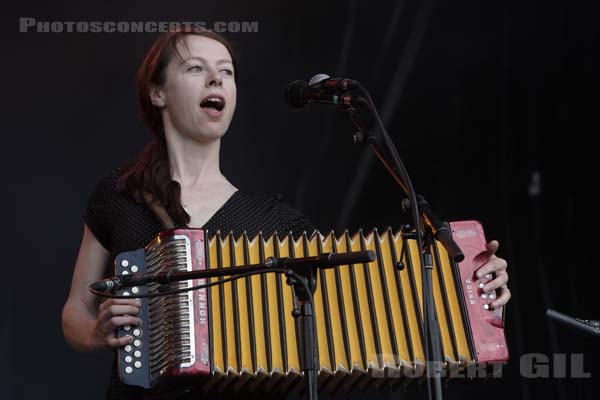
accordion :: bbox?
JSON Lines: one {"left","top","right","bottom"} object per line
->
{"left": 114, "top": 220, "right": 508, "bottom": 394}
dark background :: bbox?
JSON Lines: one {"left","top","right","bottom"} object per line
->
{"left": 2, "top": 0, "right": 599, "bottom": 399}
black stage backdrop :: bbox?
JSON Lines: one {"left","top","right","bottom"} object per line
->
{"left": 2, "top": 1, "right": 599, "bottom": 399}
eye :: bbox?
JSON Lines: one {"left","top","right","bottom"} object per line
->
{"left": 187, "top": 65, "right": 203, "bottom": 72}
{"left": 220, "top": 69, "right": 234, "bottom": 76}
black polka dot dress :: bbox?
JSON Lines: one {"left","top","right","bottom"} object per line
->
{"left": 82, "top": 168, "right": 315, "bottom": 399}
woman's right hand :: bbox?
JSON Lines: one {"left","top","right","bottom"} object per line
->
{"left": 91, "top": 298, "right": 142, "bottom": 351}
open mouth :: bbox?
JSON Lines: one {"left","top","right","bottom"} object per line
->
{"left": 200, "top": 95, "right": 226, "bottom": 112}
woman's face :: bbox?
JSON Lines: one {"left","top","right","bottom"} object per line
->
{"left": 152, "top": 35, "right": 237, "bottom": 143}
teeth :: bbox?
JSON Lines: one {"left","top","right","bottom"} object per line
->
{"left": 200, "top": 96, "right": 225, "bottom": 111}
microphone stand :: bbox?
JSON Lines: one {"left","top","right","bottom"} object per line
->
{"left": 340, "top": 103, "right": 463, "bottom": 400}
{"left": 284, "top": 269, "right": 319, "bottom": 400}
{"left": 546, "top": 309, "right": 600, "bottom": 337}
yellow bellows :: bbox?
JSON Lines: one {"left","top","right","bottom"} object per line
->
{"left": 205, "top": 228, "right": 473, "bottom": 394}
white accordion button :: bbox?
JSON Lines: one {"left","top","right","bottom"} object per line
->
{"left": 124, "top": 345, "right": 132, "bottom": 353}
{"left": 479, "top": 282, "right": 485, "bottom": 289}
{"left": 121, "top": 260, "right": 129, "bottom": 268}
{"left": 489, "top": 293, "right": 496, "bottom": 299}
{"left": 134, "top": 361, "right": 142, "bottom": 369}
{"left": 131, "top": 265, "right": 139, "bottom": 273}
{"left": 121, "top": 271, "right": 129, "bottom": 275}
{"left": 123, "top": 292, "right": 130, "bottom": 296}
{"left": 133, "top": 329, "right": 141, "bottom": 337}
{"left": 133, "top": 339, "right": 142, "bottom": 347}
{"left": 481, "top": 293, "right": 488, "bottom": 299}
{"left": 124, "top": 325, "right": 131, "bottom": 331}
{"left": 483, "top": 304, "right": 490, "bottom": 310}
{"left": 485, "top": 273, "right": 493, "bottom": 280}
{"left": 125, "top": 366, "right": 133, "bottom": 374}
{"left": 134, "top": 350, "right": 141, "bottom": 358}
{"left": 132, "top": 287, "right": 139, "bottom": 294}
{"left": 125, "top": 356, "right": 132, "bottom": 363}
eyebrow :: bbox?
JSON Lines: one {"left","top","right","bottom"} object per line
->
{"left": 183, "top": 56, "right": 233, "bottom": 65}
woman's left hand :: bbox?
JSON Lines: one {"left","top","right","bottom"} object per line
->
{"left": 475, "top": 240, "right": 511, "bottom": 309}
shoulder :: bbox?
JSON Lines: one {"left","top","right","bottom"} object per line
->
{"left": 91, "top": 167, "right": 124, "bottom": 194}
{"left": 83, "top": 167, "right": 161, "bottom": 254}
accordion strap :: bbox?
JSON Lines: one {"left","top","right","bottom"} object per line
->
{"left": 142, "top": 191, "right": 176, "bottom": 229}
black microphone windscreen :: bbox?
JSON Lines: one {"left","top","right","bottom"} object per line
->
{"left": 329, "top": 250, "right": 375, "bottom": 266}
{"left": 284, "top": 80, "right": 308, "bottom": 109}
{"left": 90, "top": 280, "right": 109, "bottom": 291}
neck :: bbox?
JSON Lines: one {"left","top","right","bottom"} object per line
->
{"left": 164, "top": 128, "right": 224, "bottom": 188}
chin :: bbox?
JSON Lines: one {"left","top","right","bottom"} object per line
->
{"left": 193, "top": 129, "right": 227, "bottom": 143}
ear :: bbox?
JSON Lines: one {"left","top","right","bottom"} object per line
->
{"left": 149, "top": 84, "right": 166, "bottom": 107}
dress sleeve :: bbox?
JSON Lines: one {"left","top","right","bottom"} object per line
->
{"left": 82, "top": 174, "right": 115, "bottom": 251}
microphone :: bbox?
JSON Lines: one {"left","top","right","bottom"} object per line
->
{"left": 284, "top": 73, "right": 366, "bottom": 110}
{"left": 90, "top": 251, "right": 376, "bottom": 293}
{"left": 266, "top": 250, "right": 375, "bottom": 269}
{"left": 307, "top": 73, "right": 359, "bottom": 92}
{"left": 90, "top": 276, "right": 124, "bottom": 292}
{"left": 90, "top": 273, "right": 161, "bottom": 292}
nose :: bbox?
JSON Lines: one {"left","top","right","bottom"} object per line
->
{"left": 206, "top": 68, "right": 223, "bottom": 88}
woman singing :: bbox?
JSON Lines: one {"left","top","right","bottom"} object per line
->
{"left": 62, "top": 29, "right": 510, "bottom": 399}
